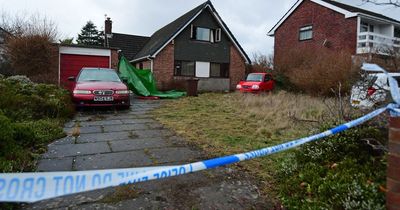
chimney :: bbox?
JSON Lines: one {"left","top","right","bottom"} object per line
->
{"left": 105, "top": 17, "right": 112, "bottom": 35}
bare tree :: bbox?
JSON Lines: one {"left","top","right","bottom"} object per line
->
{"left": 249, "top": 52, "right": 273, "bottom": 73}
{"left": 362, "top": 0, "right": 400, "bottom": 7}
{"left": 0, "top": 13, "right": 59, "bottom": 83}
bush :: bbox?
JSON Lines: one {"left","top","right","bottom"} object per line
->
{"left": 277, "top": 125, "right": 387, "bottom": 209}
{"left": 275, "top": 48, "right": 358, "bottom": 96}
{"left": 0, "top": 76, "right": 73, "bottom": 173}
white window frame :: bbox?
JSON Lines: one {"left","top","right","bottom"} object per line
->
{"left": 299, "top": 25, "right": 313, "bottom": 41}
{"left": 195, "top": 61, "right": 210, "bottom": 78}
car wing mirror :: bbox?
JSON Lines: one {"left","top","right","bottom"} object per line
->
{"left": 67, "top": 76, "right": 75, "bottom": 81}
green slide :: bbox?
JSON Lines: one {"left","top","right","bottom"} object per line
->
{"left": 118, "top": 56, "right": 186, "bottom": 99}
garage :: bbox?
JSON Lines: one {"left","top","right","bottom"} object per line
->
{"left": 59, "top": 46, "right": 113, "bottom": 91}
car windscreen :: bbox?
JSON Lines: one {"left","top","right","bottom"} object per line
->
{"left": 77, "top": 69, "right": 121, "bottom": 82}
{"left": 246, "top": 74, "right": 263, "bottom": 82}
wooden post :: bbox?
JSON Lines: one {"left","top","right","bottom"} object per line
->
{"left": 388, "top": 117, "right": 400, "bottom": 209}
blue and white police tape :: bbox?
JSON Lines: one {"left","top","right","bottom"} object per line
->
{"left": 0, "top": 103, "right": 397, "bottom": 203}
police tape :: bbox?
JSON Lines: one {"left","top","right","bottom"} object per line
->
{"left": 0, "top": 103, "right": 397, "bottom": 203}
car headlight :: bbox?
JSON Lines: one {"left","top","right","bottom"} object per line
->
{"left": 73, "top": 90, "right": 91, "bottom": 94}
{"left": 251, "top": 85, "right": 260, "bottom": 90}
{"left": 115, "top": 90, "right": 130, "bottom": 94}
{"left": 236, "top": 84, "right": 242, "bottom": 89}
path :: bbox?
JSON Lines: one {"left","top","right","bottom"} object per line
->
{"left": 25, "top": 99, "right": 271, "bottom": 209}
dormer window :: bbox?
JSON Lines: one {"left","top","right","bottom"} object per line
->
{"left": 299, "top": 25, "right": 313, "bottom": 41}
{"left": 190, "top": 25, "right": 221, "bottom": 43}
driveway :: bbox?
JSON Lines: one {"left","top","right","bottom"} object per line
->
{"left": 26, "top": 99, "right": 271, "bottom": 209}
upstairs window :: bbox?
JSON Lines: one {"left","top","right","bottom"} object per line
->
{"left": 299, "top": 25, "right": 313, "bottom": 41}
{"left": 360, "top": 21, "right": 374, "bottom": 33}
{"left": 191, "top": 25, "right": 221, "bottom": 43}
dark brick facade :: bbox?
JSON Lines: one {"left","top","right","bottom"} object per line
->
{"left": 274, "top": 0, "right": 357, "bottom": 66}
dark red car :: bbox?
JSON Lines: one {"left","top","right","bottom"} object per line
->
{"left": 68, "top": 68, "right": 130, "bottom": 108}
{"left": 236, "top": 73, "right": 275, "bottom": 93}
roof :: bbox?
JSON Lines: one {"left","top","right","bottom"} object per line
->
{"left": 321, "top": 0, "right": 400, "bottom": 24}
{"left": 107, "top": 33, "right": 150, "bottom": 60}
{"left": 132, "top": 0, "right": 251, "bottom": 64}
{"left": 268, "top": 0, "right": 400, "bottom": 36}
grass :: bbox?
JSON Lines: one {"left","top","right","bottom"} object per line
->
{"left": 152, "top": 91, "right": 349, "bottom": 200}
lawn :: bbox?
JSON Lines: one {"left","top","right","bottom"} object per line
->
{"left": 153, "top": 91, "right": 387, "bottom": 209}
{"left": 153, "top": 92, "right": 343, "bottom": 196}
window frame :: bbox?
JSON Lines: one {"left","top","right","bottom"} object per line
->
{"left": 210, "top": 62, "right": 229, "bottom": 78}
{"left": 190, "top": 25, "right": 221, "bottom": 43}
{"left": 299, "top": 25, "right": 313, "bottom": 41}
{"left": 174, "top": 60, "right": 195, "bottom": 77}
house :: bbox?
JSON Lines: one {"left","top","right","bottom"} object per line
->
{"left": 268, "top": 0, "right": 400, "bottom": 67}
{"left": 106, "top": 0, "right": 251, "bottom": 91}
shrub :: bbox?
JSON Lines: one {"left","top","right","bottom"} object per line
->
{"left": 278, "top": 124, "right": 387, "bottom": 209}
{"left": 275, "top": 48, "right": 357, "bottom": 96}
{"left": 0, "top": 76, "right": 73, "bottom": 173}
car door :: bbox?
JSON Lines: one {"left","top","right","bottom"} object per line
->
{"left": 263, "top": 74, "right": 274, "bottom": 91}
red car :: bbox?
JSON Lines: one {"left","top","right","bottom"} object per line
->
{"left": 236, "top": 73, "right": 275, "bottom": 93}
{"left": 68, "top": 68, "right": 130, "bottom": 108}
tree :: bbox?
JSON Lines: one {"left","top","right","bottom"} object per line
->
{"left": 59, "top": 37, "right": 74, "bottom": 44}
{"left": 0, "top": 13, "right": 59, "bottom": 83}
{"left": 76, "top": 21, "right": 104, "bottom": 46}
{"left": 247, "top": 52, "right": 273, "bottom": 73}
{"left": 362, "top": 0, "right": 400, "bottom": 7}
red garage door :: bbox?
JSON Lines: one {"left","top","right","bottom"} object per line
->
{"left": 60, "top": 54, "right": 110, "bottom": 91}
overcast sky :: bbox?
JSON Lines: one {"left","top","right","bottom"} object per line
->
{"left": 0, "top": 0, "right": 399, "bottom": 59}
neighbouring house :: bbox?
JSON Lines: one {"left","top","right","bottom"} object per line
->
{"left": 106, "top": 0, "right": 251, "bottom": 91}
{"left": 268, "top": 0, "right": 400, "bottom": 68}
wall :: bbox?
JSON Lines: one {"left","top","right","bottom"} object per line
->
{"left": 198, "top": 78, "right": 230, "bottom": 91}
{"left": 111, "top": 49, "right": 119, "bottom": 70}
{"left": 174, "top": 8, "right": 230, "bottom": 63}
{"left": 153, "top": 42, "right": 175, "bottom": 90}
{"left": 229, "top": 45, "right": 246, "bottom": 90}
{"left": 274, "top": 0, "right": 357, "bottom": 66}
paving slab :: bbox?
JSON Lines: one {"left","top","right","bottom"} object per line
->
{"left": 36, "top": 157, "right": 74, "bottom": 172}
{"left": 120, "top": 118, "right": 156, "bottom": 124}
{"left": 77, "top": 131, "right": 133, "bottom": 143}
{"left": 109, "top": 137, "right": 168, "bottom": 152}
{"left": 74, "top": 150, "right": 153, "bottom": 170}
{"left": 49, "top": 136, "right": 75, "bottom": 145}
{"left": 79, "top": 119, "right": 123, "bottom": 127}
{"left": 43, "top": 142, "right": 111, "bottom": 158}
{"left": 103, "top": 123, "right": 148, "bottom": 132}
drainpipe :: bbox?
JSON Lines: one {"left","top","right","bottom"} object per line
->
{"left": 147, "top": 57, "right": 154, "bottom": 73}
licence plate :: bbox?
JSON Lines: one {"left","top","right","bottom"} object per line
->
{"left": 352, "top": 100, "right": 360, "bottom": 105}
{"left": 94, "top": 96, "right": 114, "bottom": 101}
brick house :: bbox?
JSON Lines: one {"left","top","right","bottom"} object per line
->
{"left": 268, "top": 0, "right": 400, "bottom": 67}
{"left": 106, "top": 1, "right": 251, "bottom": 91}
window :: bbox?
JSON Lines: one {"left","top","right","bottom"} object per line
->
{"left": 360, "top": 21, "right": 374, "bottom": 33}
{"left": 196, "top": 27, "right": 211, "bottom": 41}
{"left": 190, "top": 25, "right": 221, "bottom": 43}
{"left": 210, "top": 63, "right": 229, "bottom": 78}
{"left": 174, "top": 60, "right": 195, "bottom": 76}
{"left": 264, "top": 74, "right": 272, "bottom": 82}
{"left": 395, "top": 27, "right": 400, "bottom": 38}
{"left": 139, "top": 63, "right": 143, "bottom": 69}
{"left": 215, "top": 28, "right": 221, "bottom": 42}
{"left": 299, "top": 25, "right": 312, "bottom": 41}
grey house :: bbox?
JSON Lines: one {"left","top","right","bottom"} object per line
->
{"left": 106, "top": 1, "right": 250, "bottom": 91}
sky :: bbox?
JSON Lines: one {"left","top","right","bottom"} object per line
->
{"left": 0, "top": 0, "right": 399, "bottom": 59}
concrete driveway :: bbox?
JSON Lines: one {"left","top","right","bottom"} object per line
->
{"left": 26, "top": 99, "right": 271, "bottom": 209}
